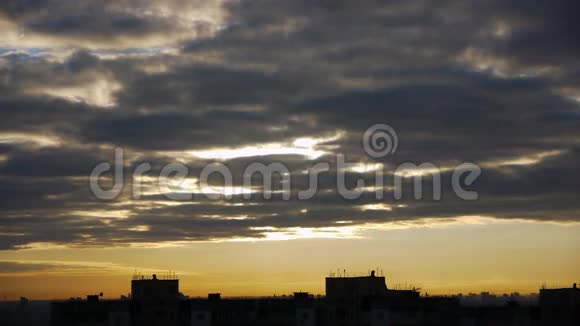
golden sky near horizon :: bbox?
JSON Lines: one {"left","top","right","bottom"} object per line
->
{"left": 1, "top": 218, "right": 578, "bottom": 300}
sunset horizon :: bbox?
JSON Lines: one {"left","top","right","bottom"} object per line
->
{"left": 2, "top": 217, "right": 579, "bottom": 300}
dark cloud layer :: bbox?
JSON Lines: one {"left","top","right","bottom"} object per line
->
{"left": 1, "top": 0, "right": 579, "bottom": 249}
{"left": 0, "top": 0, "right": 218, "bottom": 45}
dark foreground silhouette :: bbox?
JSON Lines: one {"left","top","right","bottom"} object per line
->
{"left": 3, "top": 273, "right": 578, "bottom": 326}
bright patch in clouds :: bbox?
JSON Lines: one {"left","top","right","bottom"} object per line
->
{"left": 347, "top": 162, "right": 384, "bottom": 173}
{"left": 0, "top": 132, "right": 62, "bottom": 147}
{"left": 128, "top": 225, "right": 150, "bottom": 232}
{"left": 242, "top": 226, "right": 363, "bottom": 241}
{"left": 173, "top": 134, "right": 343, "bottom": 160}
{"left": 29, "top": 78, "right": 121, "bottom": 108}
{"left": 361, "top": 203, "right": 393, "bottom": 211}
{"left": 485, "top": 150, "right": 563, "bottom": 167}
{"left": 191, "top": 144, "right": 326, "bottom": 160}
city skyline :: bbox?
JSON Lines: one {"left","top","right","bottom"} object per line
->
{"left": 26, "top": 272, "right": 580, "bottom": 326}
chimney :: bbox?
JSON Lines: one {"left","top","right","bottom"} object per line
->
{"left": 574, "top": 283, "right": 577, "bottom": 289}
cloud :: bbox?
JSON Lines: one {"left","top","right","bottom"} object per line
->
{"left": 0, "top": 0, "right": 226, "bottom": 48}
{"left": 0, "top": 0, "right": 579, "bottom": 249}
{"left": 0, "top": 260, "right": 198, "bottom": 276}
{"left": 479, "top": 0, "right": 580, "bottom": 69}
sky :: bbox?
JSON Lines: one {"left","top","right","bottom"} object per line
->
{"left": 1, "top": 0, "right": 579, "bottom": 300}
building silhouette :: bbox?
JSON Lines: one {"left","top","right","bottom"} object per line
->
{"left": 48, "top": 273, "right": 578, "bottom": 326}
{"left": 131, "top": 274, "right": 180, "bottom": 326}
{"left": 539, "top": 283, "right": 579, "bottom": 326}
